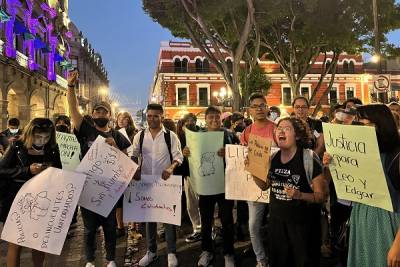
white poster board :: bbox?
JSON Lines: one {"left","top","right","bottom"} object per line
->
{"left": 76, "top": 136, "right": 138, "bottom": 217}
{"left": 1, "top": 168, "right": 85, "bottom": 255}
{"left": 123, "top": 175, "right": 182, "bottom": 226}
{"left": 225, "top": 145, "right": 269, "bottom": 203}
{"left": 118, "top": 128, "right": 133, "bottom": 157}
{"left": 56, "top": 132, "right": 81, "bottom": 171}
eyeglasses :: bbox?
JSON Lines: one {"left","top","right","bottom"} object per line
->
{"left": 276, "top": 126, "right": 292, "bottom": 132}
{"left": 249, "top": 103, "right": 268, "bottom": 109}
{"left": 294, "top": 105, "right": 308, "bottom": 110}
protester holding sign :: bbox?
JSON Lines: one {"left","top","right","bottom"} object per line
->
{"left": 130, "top": 103, "right": 183, "bottom": 267}
{"left": 240, "top": 92, "right": 276, "bottom": 267}
{"left": 0, "top": 118, "right": 61, "bottom": 267}
{"left": 67, "top": 71, "right": 131, "bottom": 267}
{"left": 183, "top": 106, "right": 239, "bottom": 267}
{"left": 254, "top": 117, "right": 328, "bottom": 267}
{"left": 327, "top": 105, "right": 400, "bottom": 267}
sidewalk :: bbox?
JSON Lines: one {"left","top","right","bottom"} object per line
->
{"left": 0, "top": 210, "right": 127, "bottom": 267}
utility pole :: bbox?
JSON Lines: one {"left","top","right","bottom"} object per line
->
{"left": 372, "top": 0, "right": 382, "bottom": 74}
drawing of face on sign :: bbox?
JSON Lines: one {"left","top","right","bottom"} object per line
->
{"left": 199, "top": 152, "right": 216, "bottom": 176}
{"left": 17, "top": 191, "right": 51, "bottom": 220}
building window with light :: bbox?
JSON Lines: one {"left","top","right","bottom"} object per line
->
{"left": 346, "top": 86, "right": 355, "bottom": 99}
{"left": 329, "top": 86, "right": 338, "bottom": 104}
{"left": 198, "top": 87, "right": 208, "bottom": 106}
{"left": 177, "top": 87, "right": 188, "bottom": 106}
{"left": 300, "top": 86, "right": 310, "bottom": 100}
{"left": 282, "top": 87, "right": 292, "bottom": 106}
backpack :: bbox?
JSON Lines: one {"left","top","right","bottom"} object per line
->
{"left": 271, "top": 148, "right": 318, "bottom": 190}
{"left": 138, "top": 129, "right": 173, "bottom": 164}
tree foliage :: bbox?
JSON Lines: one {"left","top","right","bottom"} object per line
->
{"left": 240, "top": 64, "right": 271, "bottom": 103}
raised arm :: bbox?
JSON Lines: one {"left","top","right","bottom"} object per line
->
{"left": 67, "top": 71, "right": 83, "bottom": 131}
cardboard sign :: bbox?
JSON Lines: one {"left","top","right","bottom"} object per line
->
{"left": 323, "top": 123, "right": 393, "bottom": 211}
{"left": 76, "top": 136, "right": 138, "bottom": 217}
{"left": 56, "top": 132, "right": 81, "bottom": 171}
{"left": 245, "top": 134, "right": 272, "bottom": 181}
{"left": 225, "top": 145, "right": 269, "bottom": 203}
{"left": 1, "top": 168, "right": 85, "bottom": 255}
{"left": 123, "top": 175, "right": 182, "bottom": 225}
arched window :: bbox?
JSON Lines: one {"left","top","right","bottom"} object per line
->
{"left": 203, "top": 59, "right": 210, "bottom": 72}
{"left": 343, "top": 61, "right": 349, "bottom": 74}
{"left": 174, "top": 58, "right": 182, "bottom": 73}
{"left": 348, "top": 61, "right": 355, "bottom": 74}
{"left": 181, "top": 58, "right": 188, "bottom": 73}
{"left": 195, "top": 58, "right": 203, "bottom": 73}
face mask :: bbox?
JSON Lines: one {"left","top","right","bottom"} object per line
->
{"left": 234, "top": 124, "right": 245, "bottom": 133}
{"left": 270, "top": 112, "right": 278, "bottom": 121}
{"left": 32, "top": 143, "right": 45, "bottom": 150}
{"left": 9, "top": 128, "right": 19, "bottom": 134}
{"left": 93, "top": 118, "right": 109, "bottom": 128}
{"left": 56, "top": 125, "right": 70, "bottom": 133}
{"left": 185, "top": 124, "right": 196, "bottom": 131}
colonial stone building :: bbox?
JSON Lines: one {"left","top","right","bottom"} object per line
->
{"left": 150, "top": 41, "right": 400, "bottom": 120}
{"left": 0, "top": 0, "right": 108, "bottom": 130}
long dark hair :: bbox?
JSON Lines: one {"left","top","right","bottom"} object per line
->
{"left": 116, "top": 112, "right": 136, "bottom": 141}
{"left": 277, "top": 117, "right": 312, "bottom": 149}
{"left": 357, "top": 104, "right": 400, "bottom": 153}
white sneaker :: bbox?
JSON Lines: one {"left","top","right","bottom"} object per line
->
{"left": 85, "top": 263, "right": 95, "bottom": 267}
{"left": 138, "top": 251, "right": 158, "bottom": 266}
{"left": 198, "top": 251, "right": 214, "bottom": 266}
{"left": 224, "top": 255, "right": 236, "bottom": 267}
{"left": 107, "top": 261, "right": 117, "bottom": 267}
{"left": 168, "top": 253, "right": 178, "bottom": 267}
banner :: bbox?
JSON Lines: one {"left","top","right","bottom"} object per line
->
{"left": 123, "top": 175, "right": 182, "bottom": 225}
{"left": 245, "top": 134, "right": 272, "bottom": 181}
{"left": 225, "top": 145, "right": 269, "bottom": 203}
{"left": 186, "top": 130, "right": 224, "bottom": 195}
{"left": 56, "top": 132, "right": 81, "bottom": 171}
{"left": 323, "top": 123, "right": 393, "bottom": 211}
{"left": 1, "top": 168, "right": 85, "bottom": 255}
{"left": 118, "top": 128, "right": 134, "bottom": 157}
{"left": 76, "top": 136, "right": 138, "bottom": 217}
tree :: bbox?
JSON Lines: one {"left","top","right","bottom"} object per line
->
{"left": 142, "top": 0, "right": 255, "bottom": 111}
{"left": 240, "top": 64, "right": 271, "bottom": 105}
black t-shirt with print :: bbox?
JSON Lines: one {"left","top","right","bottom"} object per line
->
{"left": 76, "top": 118, "right": 131, "bottom": 158}
{"left": 269, "top": 148, "right": 322, "bottom": 223}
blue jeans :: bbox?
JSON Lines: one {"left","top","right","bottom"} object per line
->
{"left": 81, "top": 207, "right": 117, "bottom": 262}
{"left": 248, "top": 201, "right": 268, "bottom": 263}
{"left": 146, "top": 222, "right": 176, "bottom": 254}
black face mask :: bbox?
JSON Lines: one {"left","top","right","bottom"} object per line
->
{"left": 32, "top": 144, "right": 44, "bottom": 150}
{"left": 56, "top": 125, "right": 70, "bottom": 133}
{"left": 234, "top": 125, "right": 245, "bottom": 133}
{"left": 93, "top": 118, "right": 109, "bottom": 128}
{"left": 185, "top": 124, "right": 197, "bottom": 131}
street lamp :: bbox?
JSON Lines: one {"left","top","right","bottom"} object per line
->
{"left": 213, "top": 86, "right": 233, "bottom": 109}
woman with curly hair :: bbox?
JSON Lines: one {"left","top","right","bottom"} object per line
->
{"left": 254, "top": 117, "right": 328, "bottom": 267}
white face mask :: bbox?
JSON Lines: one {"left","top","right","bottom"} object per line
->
{"left": 270, "top": 112, "right": 278, "bottom": 121}
{"left": 9, "top": 128, "right": 18, "bottom": 134}
{"left": 335, "top": 112, "right": 346, "bottom": 122}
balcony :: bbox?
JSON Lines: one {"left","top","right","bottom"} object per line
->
{"left": 16, "top": 51, "right": 28, "bottom": 68}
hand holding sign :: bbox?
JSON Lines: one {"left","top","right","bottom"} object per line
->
{"left": 245, "top": 134, "right": 272, "bottom": 182}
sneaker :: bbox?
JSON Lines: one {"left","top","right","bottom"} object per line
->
{"left": 198, "top": 251, "right": 214, "bottom": 267}
{"left": 185, "top": 232, "right": 202, "bottom": 243}
{"left": 168, "top": 253, "right": 178, "bottom": 267}
{"left": 139, "top": 251, "right": 158, "bottom": 266}
{"left": 85, "top": 263, "right": 95, "bottom": 267}
{"left": 107, "top": 261, "right": 117, "bottom": 267}
{"left": 224, "top": 255, "right": 235, "bottom": 267}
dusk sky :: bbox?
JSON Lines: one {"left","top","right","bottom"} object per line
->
{"left": 69, "top": 0, "right": 399, "bottom": 113}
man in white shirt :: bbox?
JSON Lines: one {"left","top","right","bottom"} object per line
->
{"left": 131, "top": 103, "right": 183, "bottom": 267}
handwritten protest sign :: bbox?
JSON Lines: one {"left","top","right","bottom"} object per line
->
{"left": 56, "top": 132, "right": 81, "bottom": 171}
{"left": 76, "top": 136, "right": 138, "bottom": 217}
{"left": 123, "top": 175, "right": 182, "bottom": 225}
{"left": 186, "top": 130, "right": 224, "bottom": 195}
{"left": 1, "top": 168, "right": 85, "bottom": 255}
{"left": 225, "top": 145, "right": 269, "bottom": 203}
{"left": 245, "top": 134, "right": 272, "bottom": 181}
{"left": 323, "top": 123, "right": 393, "bottom": 211}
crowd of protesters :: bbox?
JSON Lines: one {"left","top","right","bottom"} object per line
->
{"left": 0, "top": 69, "right": 399, "bottom": 267}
